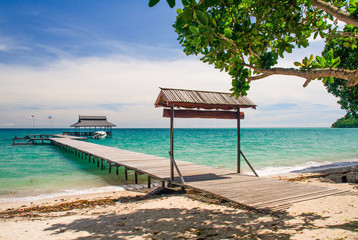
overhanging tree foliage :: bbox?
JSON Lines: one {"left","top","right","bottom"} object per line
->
{"left": 149, "top": 0, "right": 358, "bottom": 97}
{"left": 323, "top": 23, "right": 358, "bottom": 117}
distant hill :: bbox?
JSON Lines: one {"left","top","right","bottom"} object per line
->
{"left": 331, "top": 115, "right": 358, "bottom": 128}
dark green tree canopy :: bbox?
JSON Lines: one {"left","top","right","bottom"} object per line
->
{"left": 149, "top": 0, "right": 358, "bottom": 97}
{"left": 331, "top": 115, "right": 358, "bottom": 127}
{"left": 324, "top": 23, "right": 358, "bottom": 117}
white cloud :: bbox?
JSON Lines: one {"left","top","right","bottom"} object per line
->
{"left": 0, "top": 54, "right": 344, "bottom": 128}
{"left": 0, "top": 36, "right": 31, "bottom": 54}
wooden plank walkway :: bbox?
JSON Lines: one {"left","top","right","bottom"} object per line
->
{"left": 13, "top": 134, "right": 86, "bottom": 145}
{"left": 51, "top": 137, "right": 349, "bottom": 212}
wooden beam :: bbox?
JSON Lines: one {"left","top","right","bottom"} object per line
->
{"left": 163, "top": 109, "right": 244, "bottom": 119}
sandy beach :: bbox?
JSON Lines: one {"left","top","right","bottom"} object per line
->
{"left": 0, "top": 166, "right": 357, "bottom": 240}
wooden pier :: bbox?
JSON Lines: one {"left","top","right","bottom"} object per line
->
{"left": 51, "top": 137, "right": 349, "bottom": 212}
{"left": 13, "top": 134, "right": 86, "bottom": 145}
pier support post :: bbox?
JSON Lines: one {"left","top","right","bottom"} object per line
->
{"left": 135, "top": 171, "right": 138, "bottom": 184}
{"left": 148, "top": 176, "right": 151, "bottom": 188}
{"left": 109, "top": 163, "right": 111, "bottom": 173}
{"left": 125, "top": 167, "right": 128, "bottom": 181}
{"left": 116, "top": 165, "right": 119, "bottom": 175}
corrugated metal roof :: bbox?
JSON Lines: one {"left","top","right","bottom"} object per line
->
{"left": 71, "top": 120, "right": 116, "bottom": 127}
{"left": 71, "top": 115, "right": 116, "bottom": 127}
{"left": 155, "top": 88, "right": 256, "bottom": 110}
{"left": 79, "top": 116, "right": 107, "bottom": 121}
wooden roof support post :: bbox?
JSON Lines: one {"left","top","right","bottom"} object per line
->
{"left": 237, "top": 107, "right": 241, "bottom": 173}
{"left": 170, "top": 105, "right": 174, "bottom": 182}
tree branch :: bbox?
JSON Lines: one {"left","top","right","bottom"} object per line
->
{"left": 247, "top": 67, "right": 358, "bottom": 87}
{"left": 192, "top": 0, "right": 204, "bottom": 9}
{"left": 215, "top": 32, "right": 246, "bottom": 63}
{"left": 312, "top": 0, "right": 358, "bottom": 27}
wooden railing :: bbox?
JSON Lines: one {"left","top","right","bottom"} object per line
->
{"left": 13, "top": 134, "right": 54, "bottom": 145}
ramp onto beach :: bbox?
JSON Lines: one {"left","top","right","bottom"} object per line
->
{"left": 51, "top": 138, "right": 349, "bottom": 212}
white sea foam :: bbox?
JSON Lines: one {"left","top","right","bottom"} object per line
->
{"left": 244, "top": 160, "right": 358, "bottom": 177}
{"left": 0, "top": 186, "right": 126, "bottom": 203}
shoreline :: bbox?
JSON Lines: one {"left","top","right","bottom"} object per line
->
{"left": 1, "top": 164, "right": 357, "bottom": 211}
{"left": 1, "top": 160, "right": 357, "bottom": 205}
{"left": 0, "top": 165, "right": 357, "bottom": 239}
{"left": 251, "top": 159, "right": 358, "bottom": 176}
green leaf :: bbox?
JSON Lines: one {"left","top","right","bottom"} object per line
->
{"left": 206, "top": 0, "right": 221, "bottom": 7}
{"left": 308, "top": 54, "right": 314, "bottom": 65}
{"left": 311, "top": 62, "right": 322, "bottom": 69}
{"left": 193, "top": 10, "right": 197, "bottom": 20}
{"left": 316, "top": 20, "right": 324, "bottom": 28}
{"left": 285, "top": 46, "right": 292, "bottom": 53}
{"left": 315, "top": 56, "right": 326, "bottom": 67}
{"left": 332, "top": 57, "right": 341, "bottom": 68}
{"left": 181, "top": 0, "right": 189, "bottom": 5}
{"left": 166, "top": 0, "right": 175, "bottom": 8}
{"left": 302, "top": 57, "right": 308, "bottom": 66}
{"left": 224, "top": 28, "right": 232, "bottom": 38}
{"left": 149, "top": 0, "right": 160, "bottom": 7}
{"left": 211, "top": 18, "right": 217, "bottom": 27}
{"left": 197, "top": 10, "right": 209, "bottom": 25}
{"left": 181, "top": 8, "right": 193, "bottom": 23}
{"left": 189, "top": 26, "right": 200, "bottom": 35}
{"left": 294, "top": 62, "right": 303, "bottom": 67}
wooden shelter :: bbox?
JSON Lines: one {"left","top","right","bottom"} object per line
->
{"left": 155, "top": 87, "right": 258, "bottom": 183}
{"left": 68, "top": 116, "right": 116, "bottom": 137}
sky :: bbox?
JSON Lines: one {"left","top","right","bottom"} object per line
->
{"left": 0, "top": 0, "right": 346, "bottom": 128}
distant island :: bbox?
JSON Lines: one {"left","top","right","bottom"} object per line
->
{"left": 332, "top": 115, "right": 358, "bottom": 128}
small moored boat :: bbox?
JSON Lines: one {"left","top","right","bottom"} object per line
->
{"left": 93, "top": 131, "right": 107, "bottom": 139}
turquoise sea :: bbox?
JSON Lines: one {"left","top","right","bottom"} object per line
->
{"left": 0, "top": 128, "right": 357, "bottom": 203}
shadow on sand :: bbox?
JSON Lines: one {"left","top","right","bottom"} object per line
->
{"left": 42, "top": 193, "right": 356, "bottom": 240}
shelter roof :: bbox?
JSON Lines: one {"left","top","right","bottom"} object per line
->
{"left": 70, "top": 116, "right": 116, "bottom": 127}
{"left": 155, "top": 88, "right": 256, "bottom": 110}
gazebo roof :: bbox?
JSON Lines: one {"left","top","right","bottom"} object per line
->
{"left": 70, "top": 116, "right": 116, "bottom": 127}
{"left": 155, "top": 88, "right": 256, "bottom": 110}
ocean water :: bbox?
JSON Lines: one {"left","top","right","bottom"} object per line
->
{"left": 0, "top": 128, "right": 357, "bottom": 202}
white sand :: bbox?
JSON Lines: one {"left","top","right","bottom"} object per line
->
{"left": 0, "top": 170, "right": 357, "bottom": 240}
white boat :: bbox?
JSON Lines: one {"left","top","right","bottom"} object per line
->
{"left": 92, "top": 131, "right": 107, "bottom": 139}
